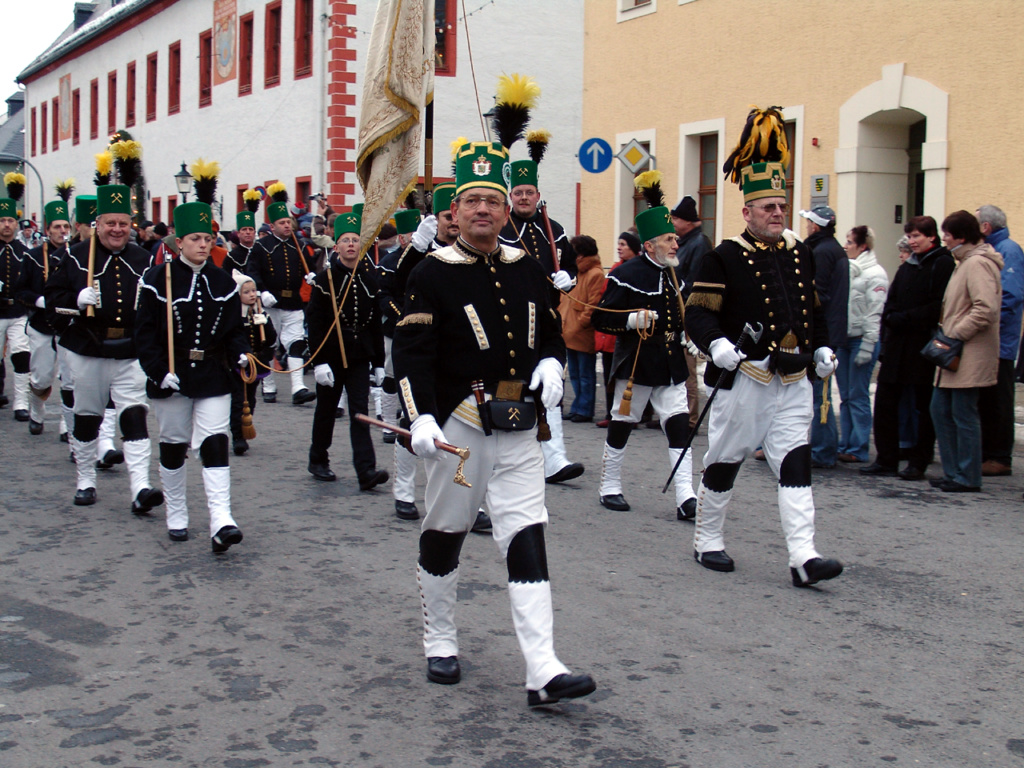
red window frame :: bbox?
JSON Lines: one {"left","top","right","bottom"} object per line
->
{"left": 107, "top": 70, "right": 117, "bottom": 134}
{"left": 238, "top": 13, "right": 254, "bottom": 96}
{"left": 199, "top": 29, "right": 213, "bottom": 107}
{"left": 236, "top": 185, "right": 248, "bottom": 219}
{"left": 89, "top": 78, "right": 99, "bottom": 139}
{"left": 294, "top": 0, "right": 313, "bottom": 79}
{"left": 264, "top": 2, "right": 282, "bottom": 88}
{"left": 435, "top": 0, "right": 457, "bottom": 77}
{"left": 30, "top": 107, "right": 37, "bottom": 156}
{"left": 152, "top": 197, "right": 162, "bottom": 224}
{"left": 51, "top": 97, "right": 60, "bottom": 151}
{"left": 41, "top": 101, "right": 48, "bottom": 155}
{"left": 72, "top": 88, "right": 81, "bottom": 145}
{"left": 125, "top": 61, "right": 137, "bottom": 127}
{"left": 146, "top": 53, "right": 158, "bottom": 122}
{"left": 168, "top": 41, "right": 181, "bottom": 115}
{"left": 167, "top": 195, "right": 178, "bottom": 222}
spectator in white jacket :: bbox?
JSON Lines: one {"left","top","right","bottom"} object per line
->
{"left": 837, "top": 226, "right": 889, "bottom": 462}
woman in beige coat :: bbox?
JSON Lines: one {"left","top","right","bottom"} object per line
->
{"left": 929, "top": 210, "right": 1003, "bottom": 492}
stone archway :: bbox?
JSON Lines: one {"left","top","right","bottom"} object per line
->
{"left": 835, "top": 63, "right": 948, "bottom": 273}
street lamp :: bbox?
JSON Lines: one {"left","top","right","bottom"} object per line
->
{"left": 482, "top": 102, "right": 496, "bottom": 143}
{"left": 174, "top": 162, "right": 192, "bottom": 203}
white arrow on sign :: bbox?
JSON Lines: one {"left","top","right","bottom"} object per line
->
{"left": 587, "top": 142, "right": 605, "bottom": 167}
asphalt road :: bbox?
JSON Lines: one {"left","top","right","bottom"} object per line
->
{"left": 1, "top": 369, "right": 1023, "bottom": 767}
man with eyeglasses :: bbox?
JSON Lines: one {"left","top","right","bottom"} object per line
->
{"left": 392, "top": 140, "right": 595, "bottom": 707}
{"left": 685, "top": 106, "right": 842, "bottom": 588}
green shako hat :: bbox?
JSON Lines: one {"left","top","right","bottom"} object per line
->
{"left": 265, "top": 182, "right": 290, "bottom": 223}
{"left": 510, "top": 160, "right": 537, "bottom": 189}
{"left": 634, "top": 171, "right": 674, "bottom": 243}
{"left": 394, "top": 208, "right": 421, "bottom": 235}
{"left": 722, "top": 106, "right": 790, "bottom": 203}
{"left": 174, "top": 202, "right": 214, "bottom": 237}
{"left": 44, "top": 201, "right": 70, "bottom": 226}
{"left": 352, "top": 203, "right": 363, "bottom": 217}
{"left": 432, "top": 182, "right": 456, "bottom": 215}
{"left": 237, "top": 211, "right": 255, "bottom": 230}
{"left": 454, "top": 141, "right": 510, "bottom": 198}
{"left": 0, "top": 198, "right": 16, "bottom": 219}
{"left": 96, "top": 184, "right": 132, "bottom": 216}
{"left": 75, "top": 195, "right": 97, "bottom": 224}
{"left": 334, "top": 211, "right": 361, "bottom": 239}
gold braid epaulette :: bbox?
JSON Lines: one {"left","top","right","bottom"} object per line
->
{"left": 397, "top": 312, "right": 433, "bottom": 327}
{"left": 686, "top": 282, "right": 725, "bottom": 313}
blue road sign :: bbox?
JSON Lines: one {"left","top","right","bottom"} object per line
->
{"left": 578, "top": 138, "right": 613, "bottom": 174}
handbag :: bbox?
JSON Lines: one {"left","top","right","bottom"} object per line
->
{"left": 920, "top": 330, "right": 963, "bottom": 372}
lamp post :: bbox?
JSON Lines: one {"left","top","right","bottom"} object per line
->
{"left": 482, "top": 103, "right": 496, "bottom": 143}
{"left": 174, "top": 162, "right": 192, "bottom": 203}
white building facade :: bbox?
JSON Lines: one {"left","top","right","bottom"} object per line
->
{"left": 17, "top": 0, "right": 583, "bottom": 233}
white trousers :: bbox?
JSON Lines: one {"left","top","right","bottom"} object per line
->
{"left": 392, "top": 441, "right": 420, "bottom": 504}
{"left": 66, "top": 352, "right": 148, "bottom": 417}
{"left": 0, "top": 316, "right": 30, "bottom": 410}
{"left": 266, "top": 307, "right": 307, "bottom": 394}
{"left": 26, "top": 325, "right": 59, "bottom": 425}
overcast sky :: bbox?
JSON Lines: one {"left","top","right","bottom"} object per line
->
{"left": 1, "top": 0, "right": 77, "bottom": 101}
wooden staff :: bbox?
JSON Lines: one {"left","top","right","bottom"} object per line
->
{"left": 325, "top": 261, "right": 348, "bottom": 369}
{"left": 539, "top": 202, "right": 561, "bottom": 273}
{"left": 665, "top": 261, "right": 687, "bottom": 321}
{"left": 254, "top": 294, "right": 267, "bottom": 343}
{"left": 165, "top": 256, "right": 175, "bottom": 375}
{"left": 291, "top": 233, "right": 312, "bottom": 275}
{"left": 85, "top": 226, "right": 96, "bottom": 317}
{"left": 42, "top": 241, "right": 49, "bottom": 280}
{"left": 355, "top": 414, "right": 471, "bottom": 488}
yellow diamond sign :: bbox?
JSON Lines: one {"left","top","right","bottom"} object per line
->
{"left": 616, "top": 139, "right": 652, "bottom": 174}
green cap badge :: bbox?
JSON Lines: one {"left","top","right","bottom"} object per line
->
{"left": 454, "top": 141, "right": 510, "bottom": 198}
{"left": 741, "top": 162, "right": 787, "bottom": 204}
{"left": 267, "top": 201, "right": 290, "bottom": 223}
{"left": 174, "top": 202, "right": 214, "bottom": 238}
{"left": 432, "top": 183, "right": 456, "bottom": 215}
{"left": 0, "top": 198, "right": 16, "bottom": 220}
{"left": 96, "top": 185, "right": 132, "bottom": 216}
{"left": 236, "top": 210, "right": 256, "bottom": 230}
{"left": 44, "top": 201, "right": 70, "bottom": 227}
{"left": 75, "top": 195, "right": 98, "bottom": 225}
{"left": 394, "top": 209, "right": 421, "bottom": 235}
{"left": 334, "top": 211, "right": 361, "bottom": 239}
{"left": 509, "top": 160, "right": 538, "bottom": 190}
{"left": 635, "top": 206, "right": 675, "bottom": 244}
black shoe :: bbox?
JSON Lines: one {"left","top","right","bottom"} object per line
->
{"left": 898, "top": 465, "right": 926, "bottom": 481}
{"left": 13, "top": 409, "right": 29, "bottom": 422}
{"left": 132, "top": 488, "right": 165, "bottom": 516}
{"left": 73, "top": 487, "right": 97, "bottom": 506}
{"left": 546, "top": 462, "right": 585, "bottom": 484}
{"left": 600, "top": 494, "right": 630, "bottom": 511}
{"left": 471, "top": 509, "right": 492, "bottom": 534}
{"left": 336, "top": 407, "right": 345, "bottom": 419}
{"left": 940, "top": 480, "right": 981, "bottom": 493}
{"left": 860, "top": 462, "right": 897, "bottom": 477}
{"left": 168, "top": 528, "right": 189, "bottom": 542}
{"left": 677, "top": 498, "right": 697, "bottom": 521}
{"left": 383, "top": 431, "right": 397, "bottom": 444}
{"left": 358, "top": 468, "right": 389, "bottom": 491}
{"left": 308, "top": 462, "right": 337, "bottom": 481}
{"left": 527, "top": 673, "right": 596, "bottom": 707}
{"left": 569, "top": 414, "right": 593, "bottom": 423}
{"left": 928, "top": 476, "right": 950, "bottom": 488}
{"left": 233, "top": 438, "right": 249, "bottom": 456}
{"left": 292, "top": 388, "right": 317, "bottom": 405}
{"left": 97, "top": 448, "right": 124, "bottom": 470}
{"left": 28, "top": 419, "right": 44, "bottom": 435}
{"left": 263, "top": 392, "right": 277, "bottom": 403}
{"left": 694, "top": 549, "right": 735, "bottom": 572}
{"left": 811, "top": 460, "right": 835, "bottom": 469}
{"left": 395, "top": 500, "right": 419, "bottom": 520}
{"left": 0, "top": 394, "right": 8, "bottom": 408}
{"left": 791, "top": 557, "right": 844, "bottom": 587}
{"left": 59, "top": 432, "right": 69, "bottom": 443}
{"left": 426, "top": 656, "right": 461, "bottom": 685}
{"left": 212, "top": 525, "right": 243, "bottom": 553}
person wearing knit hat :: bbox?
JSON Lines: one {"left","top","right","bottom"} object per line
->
{"left": 227, "top": 269, "right": 277, "bottom": 456}
{"left": 685, "top": 106, "right": 842, "bottom": 588}
{"left": 45, "top": 160, "right": 164, "bottom": 514}
{"left": 305, "top": 210, "right": 389, "bottom": 492}
{"left": 392, "top": 138, "right": 595, "bottom": 707}
{"left": 246, "top": 182, "right": 317, "bottom": 405}
{"left": 21, "top": 195, "right": 73, "bottom": 436}
{"left": 591, "top": 170, "right": 698, "bottom": 521}
{"left": 0, "top": 172, "right": 32, "bottom": 421}
{"left": 135, "top": 201, "right": 251, "bottom": 553}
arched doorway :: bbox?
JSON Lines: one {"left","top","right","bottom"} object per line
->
{"left": 835, "top": 63, "right": 948, "bottom": 274}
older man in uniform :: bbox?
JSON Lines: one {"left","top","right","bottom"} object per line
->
{"left": 224, "top": 196, "right": 261, "bottom": 274}
{"left": 393, "top": 141, "right": 595, "bottom": 707}
{"left": 0, "top": 189, "right": 31, "bottom": 422}
{"left": 46, "top": 184, "right": 163, "bottom": 513}
{"left": 685, "top": 107, "right": 843, "bottom": 588}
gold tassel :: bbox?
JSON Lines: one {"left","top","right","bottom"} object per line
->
{"left": 241, "top": 398, "right": 256, "bottom": 439}
{"left": 618, "top": 378, "right": 634, "bottom": 416}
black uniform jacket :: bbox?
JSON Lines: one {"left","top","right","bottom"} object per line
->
{"left": 224, "top": 244, "right": 253, "bottom": 276}
{"left": 379, "top": 237, "right": 451, "bottom": 337}
{"left": 19, "top": 241, "right": 67, "bottom": 334}
{"left": 241, "top": 304, "right": 278, "bottom": 375}
{"left": 592, "top": 253, "right": 689, "bottom": 387}
{"left": 246, "top": 233, "right": 312, "bottom": 311}
{"left": 686, "top": 228, "right": 829, "bottom": 388}
{"left": 306, "top": 255, "right": 385, "bottom": 370}
{"left": 499, "top": 211, "right": 577, "bottom": 309}
{"left": 392, "top": 238, "right": 565, "bottom": 426}
{"left": 0, "top": 239, "right": 29, "bottom": 320}
{"left": 46, "top": 239, "right": 154, "bottom": 359}
{"left": 135, "top": 258, "right": 250, "bottom": 399}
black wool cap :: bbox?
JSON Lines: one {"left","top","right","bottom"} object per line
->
{"left": 671, "top": 196, "right": 700, "bottom": 222}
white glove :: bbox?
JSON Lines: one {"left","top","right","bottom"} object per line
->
{"left": 709, "top": 337, "right": 746, "bottom": 371}
{"left": 314, "top": 364, "right": 334, "bottom": 388}
{"left": 237, "top": 354, "right": 250, "bottom": 369}
{"left": 854, "top": 343, "right": 874, "bottom": 367}
{"left": 410, "top": 414, "right": 447, "bottom": 460}
{"left": 373, "top": 367, "right": 386, "bottom": 387}
{"left": 685, "top": 336, "right": 704, "bottom": 360}
{"left": 551, "top": 270, "right": 573, "bottom": 291}
{"left": 304, "top": 272, "right": 317, "bottom": 285}
{"left": 260, "top": 291, "right": 277, "bottom": 308}
{"left": 410, "top": 214, "right": 438, "bottom": 251}
{"left": 160, "top": 373, "right": 180, "bottom": 391}
{"left": 252, "top": 312, "right": 268, "bottom": 325}
{"left": 529, "top": 357, "right": 564, "bottom": 410}
{"left": 626, "top": 309, "right": 658, "bottom": 331}
{"left": 0, "top": 279, "right": 3, "bottom": 291}
{"left": 814, "top": 346, "right": 838, "bottom": 378}
{"left": 77, "top": 287, "right": 98, "bottom": 310}
{"left": 35, "top": 296, "right": 46, "bottom": 309}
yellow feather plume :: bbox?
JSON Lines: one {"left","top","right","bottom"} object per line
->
{"left": 189, "top": 157, "right": 221, "bottom": 180}
{"left": 450, "top": 136, "right": 469, "bottom": 160}
{"left": 495, "top": 73, "right": 541, "bottom": 108}
{"left": 526, "top": 129, "right": 550, "bottom": 145}
{"left": 94, "top": 152, "right": 113, "bottom": 176}
{"left": 634, "top": 170, "right": 663, "bottom": 191}
{"left": 267, "top": 182, "right": 287, "bottom": 197}
{"left": 57, "top": 177, "right": 76, "bottom": 188}
{"left": 242, "top": 189, "right": 262, "bottom": 202}
{"left": 4, "top": 172, "right": 26, "bottom": 187}
{"left": 110, "top": 140, "right": 142, "bottom": 160}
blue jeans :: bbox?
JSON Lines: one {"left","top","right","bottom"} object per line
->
{"left": 566, "top": 349, "right": 596, "bottom": 418}
{"left": 929, "top": 387, "right": 982, "bottom": 488}
{"left": 811, "top": 377, "right": 838, "bottom": 466}
{"left": 836, "top": 337, "right": 879, "bottom": 460}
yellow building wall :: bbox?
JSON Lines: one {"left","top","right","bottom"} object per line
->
{"left": 583, "top": 0, "right": 1024, "bottom": 272}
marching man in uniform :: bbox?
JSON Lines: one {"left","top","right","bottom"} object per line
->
{"left": 0, "top": 173, "right": 32, "bottom": 422}
{"left": 393, "top": 140, "right": 595, "bottom": 707}
{"left": 224, "top": 190, "right": 262, "bottom": 274}
{"left": 685, "top": 106, "right": 843, "bottom": 587}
